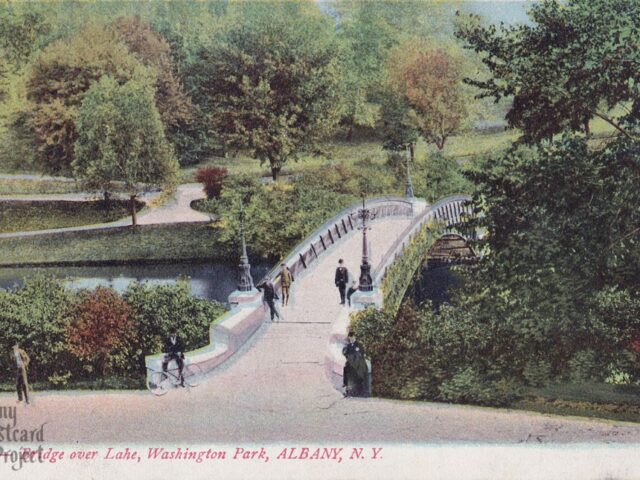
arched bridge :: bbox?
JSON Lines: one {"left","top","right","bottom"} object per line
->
{"left": 15, "top": 193, "right": 640, "bottom": 444}
{"left": 145, "top": 194, "right": 474, "bottom": 384}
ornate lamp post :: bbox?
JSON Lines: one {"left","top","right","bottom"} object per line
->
{"left": 405, "top": 145, "right": 415, "bottom": 199}
{"left": 237, "top": 202, "right": 254, "bottom": 292}
{"left": 350, "top": 196, "right": 377, "bottom": 292}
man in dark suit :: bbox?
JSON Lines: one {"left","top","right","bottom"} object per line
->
{"left": 342, "top": 331, "right": 368, "bottom": 397}
{"left": 162, "top": 328, "right": 185, "bottom": 387}
{"left": 257, "top": 279, "right": 280, "bottom": 321}
{"left": 334, "top": 259, "right": 349, "bottom": 305}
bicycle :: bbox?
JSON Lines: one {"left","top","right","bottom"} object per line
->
{"left": 146, "top": 356, "right": 204, "bottom": 396}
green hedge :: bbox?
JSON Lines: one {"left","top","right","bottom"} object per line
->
{"left": 0, "top": 276, "right": 226, "bottom": 389}
{"left": 379, "top": 219, "right": 439, "bottom": 317}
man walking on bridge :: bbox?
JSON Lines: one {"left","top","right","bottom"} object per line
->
{"left": 280, "top": 263, "right": 294, "bottom": 306}
{"left": 335, "top": 259, "right": 349, "bottom": 305}
{"left": 257, "top": 279, "right": 281, "bottom": 321}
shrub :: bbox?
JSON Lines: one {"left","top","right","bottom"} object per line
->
{"left": 123, "top": 280, "right": 226, "bottom": 371}
{"left": 568, "top": 350, "right": 601, "bottom": 383}
{"left": 438, "top": 368, "right": 494, "bottom": 405}
{"left": 66, "top": 287, "right": 136, "bottom": 376}
{"left": 0, "top": 276, "right": 77, "bottom": 383}
{"left": 196, "top": 166, "right": 228, "bottom": 199}
{"left": 0, "top": 277, "right": 226, "bottom": 388}
{"left": 522, "top": 358, "right": 552, "bottom": 387}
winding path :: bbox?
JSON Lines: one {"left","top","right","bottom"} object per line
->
{"left": 4, "top": 217, "right": 640, "bottom": 443}
{"left": 0, "top": 183, "right": 210, "bottom": 239}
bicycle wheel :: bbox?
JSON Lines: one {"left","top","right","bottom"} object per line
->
{"left": 148, "top": 371, "right": 171, "bottom": 396}
{"left": 183, "top": 363, "right": 203, "bottom": 387}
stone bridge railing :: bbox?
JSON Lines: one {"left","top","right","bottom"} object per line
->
{"left": 145, "top": 196, "right": 425, "bottom": 383}
{"left": 323, "top": 194, "right": 473, "bottom": 391}
{"left": 259, "top": 196, "right": 422, "bottom": 294}
{"left": 349, "top": 194, "right": 473, "bottom": 311}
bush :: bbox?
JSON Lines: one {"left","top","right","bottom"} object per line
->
{"left": 123, "top": 280, "right": 226, "bottom": 371}
{"left": 0, "top": 277, "right": 226, "bottom": 388}
{"left": 66, "top": 287, "right": 136, "bottom": 376}
{"left": 568, "top": 350, "right": 601, "bottom": 383}
{"left": 438, "top": 368, "right": 496, "bottom": 405}
{"left": 0, "top": 276, "right": 77, "bottom": 383}
{"left": 196, "top": 166, "right": 228, "bottom": 199}
{"left": 522, "top": 358, "right": 552, "bottom": 387}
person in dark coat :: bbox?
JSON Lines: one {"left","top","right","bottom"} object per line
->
{"left": 342, "top": 331, "right": 368, "bottom": 397}
{"left": 257, "top": 279, "right": 281, "bottom": 321}
{"left": 162, "top": 327, "right": 185, "bottom": 387}
{"left": 335, "top": 259, "right": 349, "bottom": 305}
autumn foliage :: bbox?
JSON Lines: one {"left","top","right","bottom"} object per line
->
{"left": 386, "top": 40, "right": 467, "bottom": 150}
{"left": 196, "top": 166, "right": 228, "bottom": 200}
{"left": 66, "top": 287, "right": 136, "bottom": 376}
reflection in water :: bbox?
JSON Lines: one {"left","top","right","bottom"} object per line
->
{"left": 0, "top": 262, "right": 272, "bottom": 303}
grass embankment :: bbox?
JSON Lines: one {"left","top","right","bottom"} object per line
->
{"left": 0, "top": 223, "right": 228, "bottom": 267}
{"left": 0, "top": 200, "right": 135, "bottom": 233}
{"left": 0, "top": 375, "right": 145, "bottom": 392}
{"left": 514, "top": 383, "right": 640, "bottom": 423}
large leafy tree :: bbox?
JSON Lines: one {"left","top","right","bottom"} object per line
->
{"left": 24, "top": 24, "right": 142, "bottom": 173}
{"left": 456, "top": 0, "right": 640, "bottom": 144}
{"left": 24, "top": 20, "right": 192, "bottom": 173}
{"left": 73, "top": 74, "right": 178, "bottom": 225}
{"left": 386, "top": 39, "right": 468, "bottom": 151}
{"left": 332, "top": 1, "right": 457, "bottom": 141}
{"left": 111, "top": 16, "right": 194, "bottom": 162}
{"left": 192, "top": 2, "right": 341, "bottom": 180}
{"left": 0, "top": 6, "right": 49, "bottom": 67}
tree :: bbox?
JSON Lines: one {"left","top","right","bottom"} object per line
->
{"left": 456, "top": 0, "right": 640, "bottom": 144}
{"left": 73, "top": 75, "right": 178, "bottom": 225}
{"left": 111, "top": 16, "right": 195, "bottom": 162}
{"left": 66, "top": 287, "right": 135, "bottom": 377}
{"left": 332, "top": 1, "right": 458, "bottom": 141}
{"left": 379, "top": 90, "right": 418, "bottom": 157}
{"left": 386, "top": 39, "right": 467, "bottom": 150}
{"left": 192, "top": 2, "right": 341, "bottom": 180}
{"left": 25, "top": 24, "right": 142, "bottom": 172}
{"left": 0, "top": 6, "right": 50, "bottom": 67}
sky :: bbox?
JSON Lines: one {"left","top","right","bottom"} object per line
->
{"left": 461, "top": 1, "right": 536, "bottom": 25}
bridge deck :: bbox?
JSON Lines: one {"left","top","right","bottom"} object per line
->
{"left": 4, "top": 217, "right": 640, "bottom": 443}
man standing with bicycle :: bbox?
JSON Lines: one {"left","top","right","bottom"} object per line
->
{"left": 162, "top": 328, "right": 185, "bottom": 387}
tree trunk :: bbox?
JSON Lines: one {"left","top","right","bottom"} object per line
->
{"left": 346, "top": 125, "right": 354, "bottom": 142}
{"left": 130, "top": 194, "right": 137, "bottom": 226}
{"left": 271, "top": 165, "right": 281, "bottom": 181}
{"left": 409, "top": 142, "right": 416, "bottom": 162}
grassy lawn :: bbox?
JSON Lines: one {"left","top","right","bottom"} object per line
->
{"left": 0, "top": 200, "right": 135, "bottom": 233}
{"left": 0, "top": 222, "right": 230, "bottom": 266}
{"left": 0, "top": 177, "right": 83, "bottom": 195}
{"left": 514, "top": 382, "right": 640, "bottom": 423}
{"left": 179, "top": 130, "right": 522, "bottom": 182}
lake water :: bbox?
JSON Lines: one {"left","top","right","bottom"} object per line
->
{"left": 0, "top": 262, "right": 272, "bottom": 303}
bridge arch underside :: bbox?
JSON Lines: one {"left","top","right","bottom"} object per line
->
{"left": 427, "top": 233, "right": 477, "bottom": 267}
